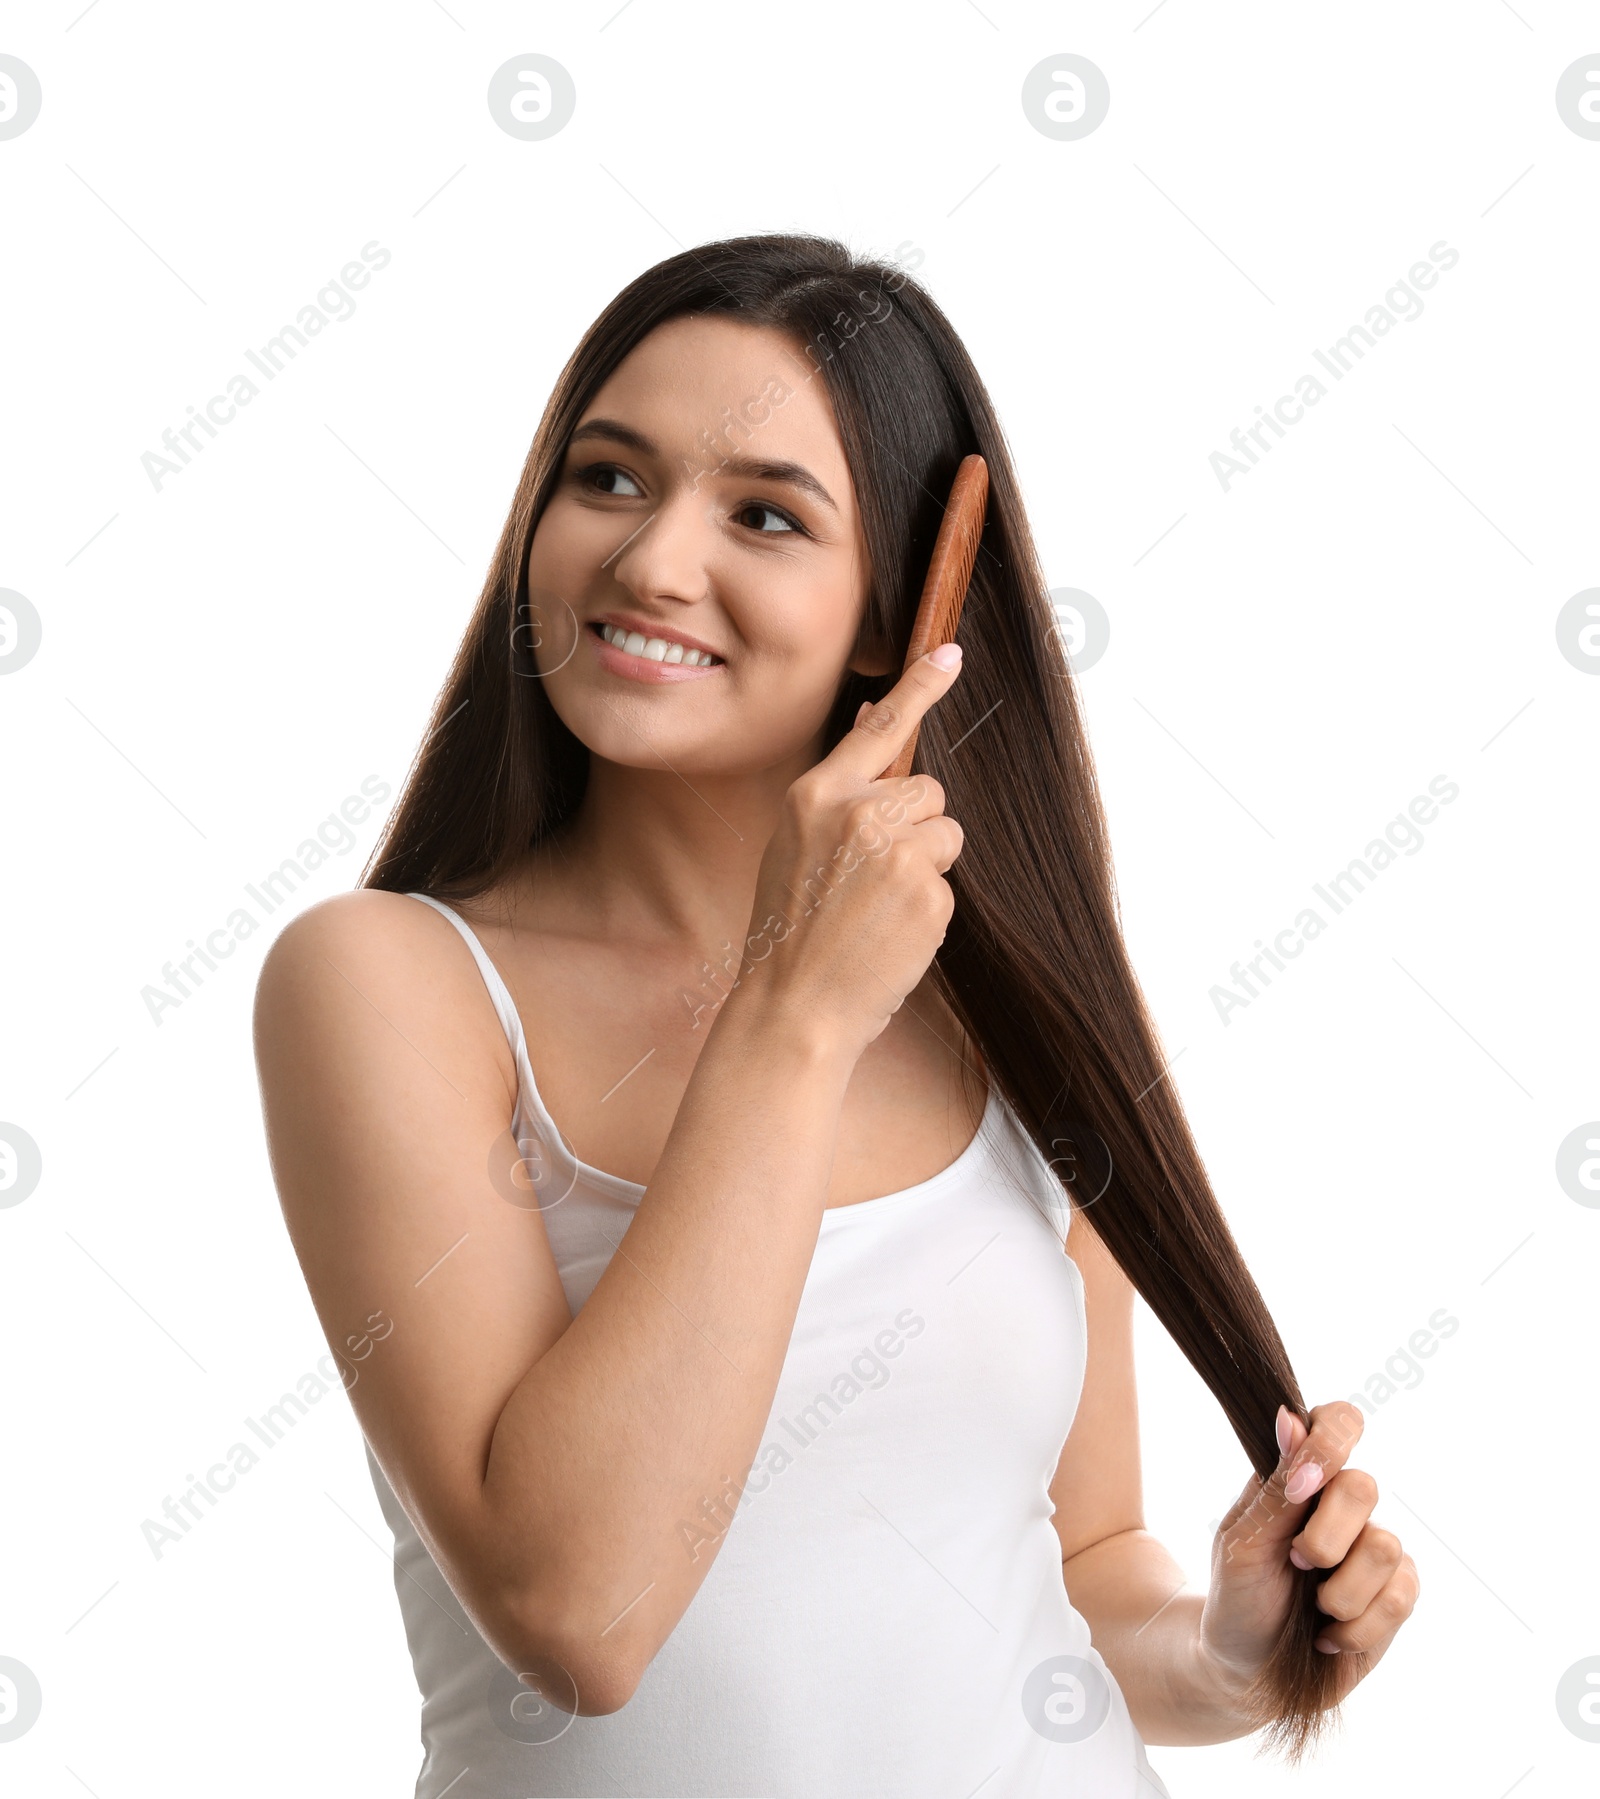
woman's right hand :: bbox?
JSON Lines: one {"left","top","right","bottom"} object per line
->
{"left": 724, "top": 644, "right": 966, "bottom": 1065}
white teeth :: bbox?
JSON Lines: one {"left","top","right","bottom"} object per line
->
{"left": 600, "top": 623, "right": 717, "bottom": 666}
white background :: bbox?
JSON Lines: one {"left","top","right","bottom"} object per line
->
{"left": 2, "top": 2, "right": 1595, "bottom": 1795}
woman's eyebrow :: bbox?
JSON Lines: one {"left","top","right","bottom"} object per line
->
{"left": 568, "top": 417, "right": 654, "bottom": 456}
{"left": 717, "top": 452, "right": 839, "bottom": 516}
{"left": 568, "top": 417, "right": 838, "bottom": 514}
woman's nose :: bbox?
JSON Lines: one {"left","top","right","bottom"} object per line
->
{"left": 605, "top": 486, "right": 717, "bottom": 605}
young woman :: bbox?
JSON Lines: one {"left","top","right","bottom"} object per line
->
{"left": 253, "top": 233, "right": 1418, "bottom": 1798}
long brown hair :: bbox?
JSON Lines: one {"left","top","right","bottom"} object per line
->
{"left": 362, "top": 232, "right": 1339, "bottom": 1756}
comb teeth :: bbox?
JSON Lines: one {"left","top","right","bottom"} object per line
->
{"left": 901, "top": 456, "right": 989, "bottom": 665}
{"left": 886, "top": 455, "right": 990, "bottom": 780}
{"left": 934, "top": 529, "right": 982, "bottom": 645}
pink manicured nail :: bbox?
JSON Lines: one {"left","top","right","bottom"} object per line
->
{"left": 1284, "top": 1460, "right": 1324, "bottom": 1504}
{"left": 1275, "top": 1404, "right": 1295, "bottom": 1460}
{"left": 1288, "top": 1547, "right": 1313, "bottom": 1571}
{"left": 1314, "top": 1637, "right": 1341, "bottom": 1654}
{"left": 928, "top": 643, "right": 962, "bottom": 670}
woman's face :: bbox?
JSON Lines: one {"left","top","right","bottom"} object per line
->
{"left": 526, "top": 314, "right": 892, "bottom": 777}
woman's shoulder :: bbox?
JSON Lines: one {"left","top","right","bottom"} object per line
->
{"left": 253, "top": 889, "right": 520, "bottom": 1104}
{"left": 257, "top": 887, "right": 451, "bottom": 981}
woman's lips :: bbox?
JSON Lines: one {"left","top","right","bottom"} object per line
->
{"left": 586, "top": 622, "right": 724, "bottom": 684}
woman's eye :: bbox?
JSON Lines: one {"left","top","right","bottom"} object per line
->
{"left": 577, "top": 462, "right": 644, "bottom": 498}
{"left": 735, "top": 501, "right": 804, "bottom": 536}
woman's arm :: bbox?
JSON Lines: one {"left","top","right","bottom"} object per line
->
{"left": 1055, "top": 1535, "right": 1260, "bottom": 1746}
{"left": 256, "top": 888, "right": 850, "bottom": 1716}
{"left": 253, "top": 651, "right": 965, "bottom": 1719}
{"left": 1049, "top": 1209, "right": 1260, "bottom": 1744}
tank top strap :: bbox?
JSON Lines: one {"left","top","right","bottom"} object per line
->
{"left": 404, "top": 892, "right": 527, "bottom": 1063}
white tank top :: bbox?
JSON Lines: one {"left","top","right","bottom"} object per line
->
{"left": 363, "top": 892, "right": 1173, "bottom": 1798}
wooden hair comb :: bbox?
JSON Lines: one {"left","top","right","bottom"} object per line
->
{"left": 884, "top": 453, "right": 989, "bottom": 780}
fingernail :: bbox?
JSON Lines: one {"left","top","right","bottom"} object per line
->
{"left": 1275, "top": 1404, "right": 1295, "bottom": 1460}
{"left": 1288, "top": 1547, "right": 1313, "bottom": 1571}
{"left": 928, "top": 643, "right": 962, "bottom": 670}
{"left": 1284, "top": 1460, "right": 1324, "bottom": 1504}
{"left": 1313, "top": 1637, "right": 1341, "bottom": 1654}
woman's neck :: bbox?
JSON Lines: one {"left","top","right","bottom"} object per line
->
{"left": 510, "top": 749, "right": 810, "bottom": 951}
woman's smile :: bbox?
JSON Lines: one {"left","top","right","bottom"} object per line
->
{"left": 586, "top": 614, "right": 726, "bottom": 684}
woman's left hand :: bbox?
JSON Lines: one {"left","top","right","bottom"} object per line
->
{"left": 1197, "top": 1399, "right": 1421, "bottom": 1710}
